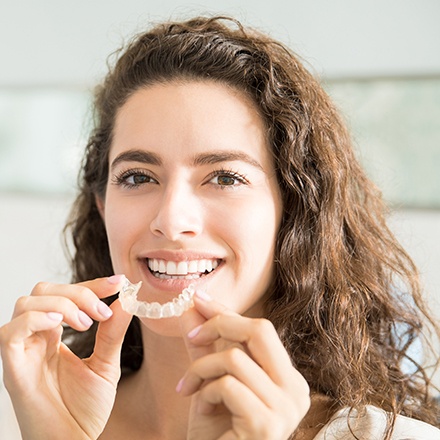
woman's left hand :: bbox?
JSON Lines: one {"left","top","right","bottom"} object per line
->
{"left": 179, "top": 291, "right": 311, "bottom": 440}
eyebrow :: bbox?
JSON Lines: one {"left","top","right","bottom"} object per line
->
{"left": 110, "top": 150, "right": 162, "bottom": 170}
{"left": 192, "top": 151, "right": 264, "bottom": 170}
{"left": 110, "top": 148, "right": 264, "bottom": 171}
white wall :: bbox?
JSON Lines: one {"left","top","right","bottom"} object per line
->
{"left": 1, "top": 0, "right": 440, "bottom": 87}
{"left": 0, "top": 193, "right": 72, "bottom": 326}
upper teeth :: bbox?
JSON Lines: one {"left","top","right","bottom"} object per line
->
{"left": 148, "top": 258, "right": 219, "bottom": 275}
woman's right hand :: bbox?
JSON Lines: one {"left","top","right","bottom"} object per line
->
{"left": 0, "top": 275, "right": 132, "bottom": 440}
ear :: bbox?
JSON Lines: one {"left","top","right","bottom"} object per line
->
{"left": 95, "top": 194, "right": 106, "bottom": 221}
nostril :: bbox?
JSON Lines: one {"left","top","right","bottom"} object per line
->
{"left": 149, "top": 194, "right": 203, "bottom": 240}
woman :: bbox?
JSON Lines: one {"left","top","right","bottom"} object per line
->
{"left": 1, "top": 16, "right": 439, "bottom": 440}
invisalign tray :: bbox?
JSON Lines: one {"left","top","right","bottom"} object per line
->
{"left": 119, "top": 278, "right": 195, "bottom": 319}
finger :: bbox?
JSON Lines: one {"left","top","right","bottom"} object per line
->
{"left": 31, "top": 275, "right": 125, "bottom": 302}
{"left": 188, "top": 314, "right": 297, "bottom": 389}
{"left": 77, "top": 274, "right": 126, "bottom": 298}
{"left": 86, "top": 299, "right": 132, "bottom": 383}
{"left": 25, "top": 275, "right": 126, "bottom": 322}
{"left": 0, "top": 312, "right": 64, "bottom": 393}
{"left": 0, "top": 310, "right": 63, "bottom": 346}
{"left": 192, "top": 289, "right": 236, "bottom": 320}
{"left": 180, "top": 289, "right": 238, "bottom": 362}
{"left": 13, "top": 295, "right": 106, "bottom": 331}
{"left": 179, "top": 347, "right": 282, "bottom": 409}
{"left": 198, "top": 377, "right": 299, "bottom": 440}
{"left": 197, "top": 375, "right": 268, "bottom": 426}
{"left": 179, "top": 303, "right": 214, "bottom": 362}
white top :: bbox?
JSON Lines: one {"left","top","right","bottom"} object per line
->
{"left": 314, "top": 405, "right": 440, "bottom": 439}
{"left": 1, "top": 387, "right": 439, "bottom": 439}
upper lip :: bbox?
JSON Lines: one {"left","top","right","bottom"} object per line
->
{"left": 140, "top": 249, "right": 223, "bottom": 262}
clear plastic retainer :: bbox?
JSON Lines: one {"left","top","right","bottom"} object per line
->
{"left": 119, "top": 278, "right": 195, "bottom": 319}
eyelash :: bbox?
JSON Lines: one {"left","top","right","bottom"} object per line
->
{"left": 206, "top": 168, "right": 249, "bottom": 189}
{"left": 111, "top": 168, "right": 156, "bottom": 189}
{"left": 111, "top": 168, "right": 249, "bottom": 189}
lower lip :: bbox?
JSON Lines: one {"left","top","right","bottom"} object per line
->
{"left": 139, "top": 259, "right": 220, "bottom": 295}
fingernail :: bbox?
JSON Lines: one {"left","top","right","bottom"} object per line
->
{"left": 78, "top": 310, "right": 93, "bottom": 328}
{"left": 187, "top": 324, "right": 202, "bottom": 339}
{"left": 108, "top": 274, "right": 125, "bottom": 285}
{"left": 97, "top": 301, "right": 113, "bottom": 319}
{"left": 195, "top": 289, "right": 212, "bottom": 302}
{"left": 47, "top": 312, "right": 63, "bottom": 322}
{"left": 176, "top": 377, "right": 184, "bottom": 393}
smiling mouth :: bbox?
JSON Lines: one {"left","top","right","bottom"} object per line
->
{"left": 147, "top": 258, "right": 220, "bottom": 280}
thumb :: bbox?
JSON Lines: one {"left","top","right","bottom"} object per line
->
{"left": 86, "top": 299, "right": 132, "bottom": 383}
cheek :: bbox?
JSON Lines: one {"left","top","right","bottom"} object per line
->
{"left": 237, "top": 194, "right": 281, "bottom": 288}
{"left": 212, "top": 193, "right": 280, "bottom": 284}
{"left": 103, "top": 197, "right": 151, "bottom": 269}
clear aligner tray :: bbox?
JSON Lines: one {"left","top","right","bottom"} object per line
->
{"left": 119, "top": 278, "right": 195, "bottom": 319}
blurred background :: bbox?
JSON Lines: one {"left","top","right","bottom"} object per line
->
{"left": 0, "top": 0, "right": 439, "bottom": 367}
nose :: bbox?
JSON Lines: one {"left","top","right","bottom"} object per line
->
{"left": 150, "top": 182, "right": 203, "bottom": 241}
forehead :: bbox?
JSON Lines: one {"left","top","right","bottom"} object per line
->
{"left": 110, "top": 80, "right": 271, "bottom": 164}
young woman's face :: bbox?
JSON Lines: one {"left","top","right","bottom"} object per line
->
{"left": 102, "top": 81, "right": 282, "bottom": 325}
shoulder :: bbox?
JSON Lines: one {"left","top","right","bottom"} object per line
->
{"left": 313, "top": 405, "right": 440, "bottom": 440}
{"left": 0, "top": 383, "right": 21, "bottom": 439}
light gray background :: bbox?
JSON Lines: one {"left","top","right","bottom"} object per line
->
{"left": 1, "top": 0, "right": 439, "bottom": 376}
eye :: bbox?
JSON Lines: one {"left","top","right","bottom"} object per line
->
{"left": 126, "top": 174, "right": 155, "bottom": 185}
{"left": 207, "top": 169, "right": 248, "bottom": 188}
{"left": 216, "top": 175, "right": 236, "bottom": 186}
{"left": 112, "top": 169, "right": 158, "bottom": 188}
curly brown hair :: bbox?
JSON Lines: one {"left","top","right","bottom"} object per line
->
{"left": 63, "top": 15, "right": 440, "bottom": 437}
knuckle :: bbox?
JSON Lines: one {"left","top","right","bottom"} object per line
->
{"left": 219, "top": 374, "right": 236, "bottom": 392}
{"left": 224, "top": 346, "right": 244, "bottom": 369}
{"left": 253, "top": 317, "right": 275, "bottom": 334}
{"left": 13, "top": 296, "right": 30, "bottom": 313}
{"left": 31, "top": 281, "right": 50, "bottom": 296}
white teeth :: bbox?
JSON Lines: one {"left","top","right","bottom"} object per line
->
{"left": 167, "top": 261, "right": 177, "bottom": 275}
{"left": 197, "top": 260, "right": 206, "bottom": 273}
{"left": 176, "top": 261, "right": 188, "bottom": 275}
{"left": 159, "top": 259, "right": 166, "bottom": 273}
{"left": 147, "top": 258, "right": 219, "bottom": 276}
{"left": 153, "top": 259, "right": 159, "bottom": 272}
{"left": 188, "top": 260, "right": 198, "bottom": 273}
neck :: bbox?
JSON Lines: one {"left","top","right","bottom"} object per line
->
{"left": 112, "top": 326, "right": 192, "bottom": 439}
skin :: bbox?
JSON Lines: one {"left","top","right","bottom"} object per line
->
{"left": 0, "top": 81, "right": 313, "bottom": 439}
{"left": 102, "top": 81, "right": 282, "bottom": 334}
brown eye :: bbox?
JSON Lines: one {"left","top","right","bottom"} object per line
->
{"left": 131, "top": 174, "right": 152, "bottom": 185}
{"left": 207, "top": 170, "right": 248, "bottom": 189}
{"left": 113, "top": 169, "right": 158, "bottom": 188}
{"left": 217, "top": 175, "right": 236, "bottom": 186}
